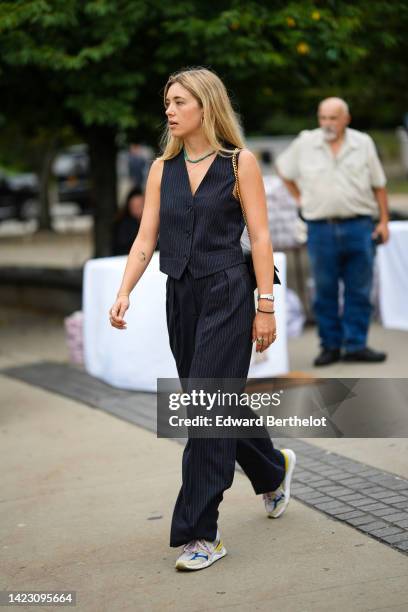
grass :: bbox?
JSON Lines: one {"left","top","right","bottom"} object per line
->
{"left": 387, "top": 177, "right": 408, "bottom": 194}
{"left": 368, "top": 130, "right": 401, "bottom": 162}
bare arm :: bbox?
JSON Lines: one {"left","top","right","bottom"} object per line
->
{"left": 372, "top": 187, "right": 390, "bottom": 243}
{"left": 109, "top": 159, "right": 162, "bottom": 329}
{"left": 373, "top": 186, "right": 389, "bottom": 222}
{"left": 116, "top": 159, "right": 163, "bottom": 297}
{"left": 277, "top": 171, "right": 301, "bottom": 206}
{"left": 238, "top": 149, "right": 276, "bottom": 351}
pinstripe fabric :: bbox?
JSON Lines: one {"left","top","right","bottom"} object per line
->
{"left": 159, "top": 148, "right": 246, "bottom": 279}
{"left": 163, "top": 148, "right": 286, "bottom": 548}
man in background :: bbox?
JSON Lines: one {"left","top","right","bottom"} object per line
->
{"left": 276, "top": 97, "right": 390, "bottom": 366}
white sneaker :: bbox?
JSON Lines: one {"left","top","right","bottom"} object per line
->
{"left": 175, "top": 530, "right": 227, "bottom": 571}
{"left": 263, "top": 448, "right": 296, "bottom": 518}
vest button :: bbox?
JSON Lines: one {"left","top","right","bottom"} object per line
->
{"left": 186, "top": 229, "right": 191, "bottom": 236}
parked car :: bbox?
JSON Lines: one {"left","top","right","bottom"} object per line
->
{"left": 53, "top": 144, "right": 92, "bottom": 213}
{"left": 0, "top": 170, "right": 39, "bottom": 221}
{"left": 53, "top": 144, "right": 153, "bottom": 214}
{"left": 1, "top": 143, "right": 154, "bottom": 221}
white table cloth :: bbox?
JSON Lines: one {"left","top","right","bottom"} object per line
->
{"left": 377, "top": 221, "right": 408, "bottom": 331}
{"left": 83, "top": 252, "right": 288, "bottom": 391}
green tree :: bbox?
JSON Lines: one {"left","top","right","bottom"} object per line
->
{"left": 1, "top": 1, "right": 402, "bottom": 254}
{"left": 0, "top": 64, "right": 70, "bottom": 229}
{"left": 338, "top": 0, "right": 408, "bottom": 127}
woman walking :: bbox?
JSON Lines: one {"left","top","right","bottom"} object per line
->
{"left": 109, "top": 67, "right": 296, "bottom": 571}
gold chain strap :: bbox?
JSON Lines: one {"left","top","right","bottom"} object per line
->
{"left": 232, "top": 148, "right": 251, "bottom": 243}
{"left": 232, "top": 149, "right": 279, "bottom": 290}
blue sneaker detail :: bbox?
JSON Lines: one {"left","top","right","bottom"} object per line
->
{"left": 263, "top": 449, "right": 296, "bottom": 518}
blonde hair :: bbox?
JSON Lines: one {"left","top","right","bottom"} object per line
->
{"left": 159, "top": 67, "right": 245, "bottom": 160}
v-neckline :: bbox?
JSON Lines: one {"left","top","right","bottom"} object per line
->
{"left": 182, "top": 151, "right": 218, "bottom": 199}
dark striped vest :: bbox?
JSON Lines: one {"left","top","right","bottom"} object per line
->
{"left": 159, "top": 148, "right": 245, "bottom": 279}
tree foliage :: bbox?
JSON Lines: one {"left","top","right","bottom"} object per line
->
{"left": 0, "top": 0, "right": 406, "bottom": 254}
{"left": 1, "top": 0, "right": 394, "bottom": 139}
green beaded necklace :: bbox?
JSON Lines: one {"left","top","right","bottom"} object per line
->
{"left": 183, "top": 147, "right": 215, "bottom": 163}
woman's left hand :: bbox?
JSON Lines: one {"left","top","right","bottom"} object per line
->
{"left": 252, "top": 311, "right": 277, "bottom": 352}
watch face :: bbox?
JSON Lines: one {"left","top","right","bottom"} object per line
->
{"left": 258, "top": 295, "right": 274, "bottom": 301}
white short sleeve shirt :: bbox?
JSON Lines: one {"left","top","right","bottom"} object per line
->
{"left": 275, "top": 127, "right": 386, "bottom": 220}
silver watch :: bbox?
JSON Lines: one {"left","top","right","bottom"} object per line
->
{"left": 257, "top": 293, "right": 275, "bottom": 302}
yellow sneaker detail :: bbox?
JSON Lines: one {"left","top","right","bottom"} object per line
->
{"left": 263, "top": 448, "right": 296, "bottom": 518}
{"left": 175, "top": 532, "right": 227, "bottom": 571}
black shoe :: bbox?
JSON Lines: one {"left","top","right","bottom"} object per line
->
{"left": 314, "top": 348, "right": 341, "bottom": 367}
{"left": 342, "top": 347, "right": 387, "bottom": 363}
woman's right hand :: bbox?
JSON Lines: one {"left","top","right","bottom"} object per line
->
{"left": 109, "top": 295, "right": 130, "bottom": 330}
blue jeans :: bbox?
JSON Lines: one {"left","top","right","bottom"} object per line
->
{"left": 307, "top": 217, "right": 376, "bottom": 353}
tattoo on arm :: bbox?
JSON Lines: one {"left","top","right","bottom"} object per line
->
{"left": 138, "top": 251, "right": 146, "bottom": 262}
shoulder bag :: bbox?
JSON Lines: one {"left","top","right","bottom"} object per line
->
{"left": 232, "top": 148, "right": 281, "bottom": 290}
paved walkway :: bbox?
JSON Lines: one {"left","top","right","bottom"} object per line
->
{"left": 1, "top": 306, "right": 408, "bottom": 611}
{"left": 1, "top": 374, "right": 408, "bottom": 612}
{"left": 1, "top": 204, "right": 408, "bottom": 611}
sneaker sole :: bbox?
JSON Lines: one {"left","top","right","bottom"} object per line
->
{"left": 314, "top": 360, "right": 340, "bottom": 366}
{"left": 342, "top": 356, "right": 386, "bottom": 363}
{"left": 268, "top": 449, "right": 296, "bottom": 518}
{"left": 175, "top": 547, "right": 227, "bottom": 571}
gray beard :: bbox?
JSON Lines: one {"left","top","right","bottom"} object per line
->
{"left": 322, "top": 127, "right": 338, "bottom": 142}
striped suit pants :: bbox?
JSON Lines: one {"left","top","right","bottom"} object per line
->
{"left": 166, "top": 263, "right": 286, "bottom": 547}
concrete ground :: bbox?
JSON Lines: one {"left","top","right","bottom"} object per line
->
{"left": 1, "top": 305, "right": 408, "bottom": 612}
{"left": 0, "top": 222, "right": 93, "bottom": 268}
{"left": 1, "top": 206, "right": 408, "bottom": 611}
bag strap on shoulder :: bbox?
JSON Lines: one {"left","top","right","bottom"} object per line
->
{"left": 232, "top": 148, "right": 251, "bottom": 242}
